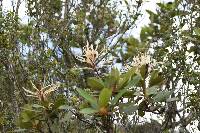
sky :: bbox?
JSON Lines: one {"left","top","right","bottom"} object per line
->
{"left": 2, "top": 0, "right": 173, "bottom": 37}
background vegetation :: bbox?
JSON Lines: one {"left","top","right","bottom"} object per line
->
{"left": 0, "top": 0, "right": 200, "bottom": 132}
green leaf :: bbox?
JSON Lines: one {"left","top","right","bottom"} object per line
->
{"left": 138, "top": 110, "right": 145, "bottom": 117}
{"left": 58, "top": 105, "right": 71, "bottom": 110}
{"left": 122, "top": 104, "right": 138, "bottom": 115}
{"left": 87, "top": 77, "right": 104, "bottom": 90}
{"left": 153, "top": 91, "right": 172, "bottom": 102}
{"left": 140, "top": 26, "right": 153, "bottom": 42}
{"left": 139, "top": 65, "right": 148, "bottom": 79}
{"left": 14, "top": 129, "right": 27, "bottom": 132}
{"left": 80, "top": 108, "right": 98, "bottom": 114}
{"left": 123, "top": 36, "right": 139, "bottom": 48}
{"left": 125, "top": 74, "right": 142, "bottom": 89}
{"left": 146, "top": 86, "right": 158, "bottom": 96}
{"left": 123, "top": 0, "right": 128, "bottom": 6}
{"left": 21, "top": 108, "right": 41, "bottom": 113}
{"left": 111, "top": 89, "right": 127, "bottom": 106}
{"left": 98, "top": 88, "right": 112, "bottom": 107}
{"left": 166, "top": 97, "right": 179, "bottom": 102}
{"left": 60, "top": 112, "right": 72, "bottom": 122}
{"left": 105, "top": 68, "right": 120, "bottom": 88}
{"left": 138, "top": 101, "right": 147, "bottom": 117}
{"left": 117, "top": 78, "right": 129, "bottom": 90}
{"left": 194, "top": 28, "right": 200, "bottom": 36}
{"left": 111, "top": 68, "right": 120, "bottom": 80}
{"left": 21, "top": 104, "right": 41, "bottom": 113}
{"left": 133, "top": 91, "right": 141, "bottom": 96}
{"left": 53, "top": 96, "right": 66, "bottom": 109}
{"left": 32, "top": 104, "right": 45, "bottom": 109}
{"left": 117, "top": 67, "right": 136, "bottom": 89}
{"left": 21, "top": 112, "right": 31, "bottom": 123}
{"left": 156, "top": 3, "right": 166, "bottom": 9}
{"left": 79, "top": 102, "right": 90, "bottom": 109}
{"left": 77, "top": 89, "right": 98, "bottom": 109}
{"left": 121, "top": 90, "right": 134, "bottom": 98}
{"left": 149, "top": 70, "right": 164, "bottom": 87}
{"left": 146, "top": 10, "right": 158, "bottom": 23}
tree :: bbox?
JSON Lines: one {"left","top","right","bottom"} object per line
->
{"left": 0, "top": 0, "right": 200, "bottom": 132}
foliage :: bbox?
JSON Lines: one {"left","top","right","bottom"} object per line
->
{"left": 0, "top": 0, "right": 200, "bottom": 132}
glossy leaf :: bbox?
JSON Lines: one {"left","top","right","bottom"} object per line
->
{"left": 58, "top": 105, "right": 71, "bottom": 110}
{"left": 146, "top": 85, "right": 158, "bottom": 96}
{"left": 117, "top": 67, "right": 136, "bottom": 89}
{"left": 111, "top": 68, "right": 120, "bottom": 81}
{"left": 122, "top": 104, "right": 138, "bottom": 115}
{"left": 77, "top": 89, "right": 98, "bottom": 109}
{"left": 117, "top": 78, "right": 129, "bottom": 90}
{"left": 80, "top": 108, "right": 98, "bottom": 114}
{"left": 87, "top": 77, "right": 104, "bottom": 90}
{"left": 98, "top": 88, "right": 112, "bottom": 107}
{"left": 111, "top": 89, "right": 127, "bottom": 106}
{"left": 149, "top": 70, "right": 164, "bottom": 87}
{"left": 105, "top": 68, "right": 120, "bottom": 88}
{"left": 125, "top": 74, "right": 142, "bottom": 89}
{"left": 153, "top": 91, "right": 172, "bottom": 102}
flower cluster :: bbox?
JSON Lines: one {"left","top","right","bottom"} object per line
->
{"left": 131, "top": 53, "right": 158, "bottom": 73}
{"left": 77, "top": 41, "right": 104, "bottom": 67}
{"left": 132, "top": 53, "right": 152, "bottom": 67}
{"left": 23, "top": 81, "right": 60, "bottom": 101}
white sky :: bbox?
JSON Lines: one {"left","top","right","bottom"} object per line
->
{"left": 2, "top": 0, "right": 173, "bottom": 36}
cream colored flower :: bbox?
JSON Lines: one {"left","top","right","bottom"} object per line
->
{"left": 132, "top": 53, "right": 152, "bottom": 68}
{"left": 23, "top": 81, "right": 60, "bottom": 101}
{"left": 131, "top": 53, "right": 158, "bottom": 73}
{"left": 77, "top": 41, "right": 100, "bottom": 67}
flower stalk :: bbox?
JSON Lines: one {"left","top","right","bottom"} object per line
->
{"left": 23, "top": 81, "right": 60, "bottom": 102}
